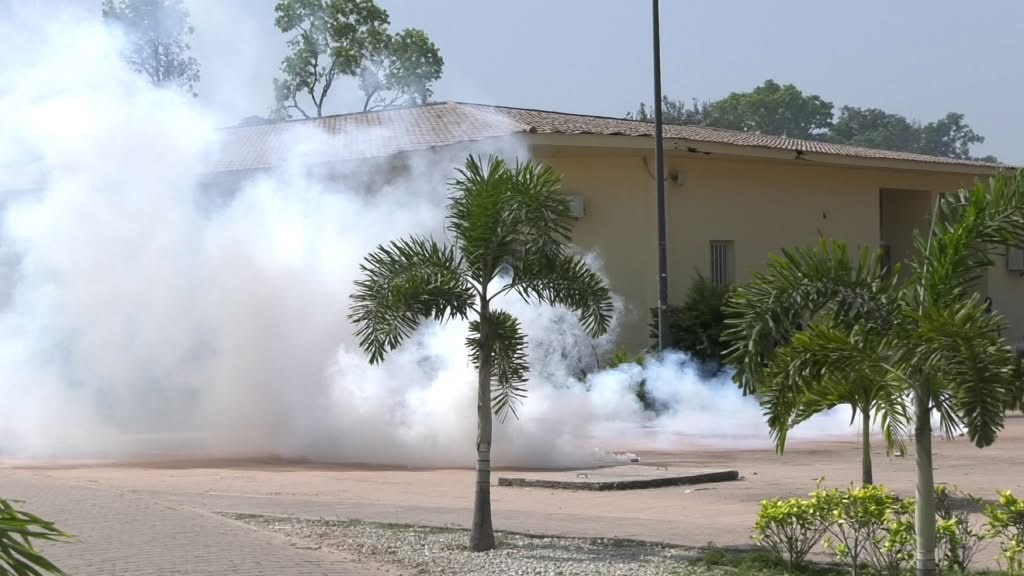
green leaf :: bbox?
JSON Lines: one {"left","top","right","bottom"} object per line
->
{"left": 467, "top": 310, "right": 529, "bottom": 421}
{"left": 0, "top": 497, "right": 69, "bottom": 575}
{"left": 724, "top": 239, "right": 897, "bottom": 396}
{"left": 510, "top": 252, "right": 613, "bottom": 339}
{"left": 349, "top": 236, "right": 473, "bottom": 363}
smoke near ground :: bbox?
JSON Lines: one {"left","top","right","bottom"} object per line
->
{"left": 0, "top": 6, "right": 856, "bottom": 467}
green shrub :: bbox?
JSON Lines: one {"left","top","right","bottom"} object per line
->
{"left": 935, "top": 485, "right": 986, "bottom": 573}
{"left": 985, "top": 490, "right": 1024, "bottom": 575}
{"left": 752, "top": 496, "right": 827, "bottom": 569}
{"left": 606, "top": 348, "right": 644, "bottom": 369}
{"left": 0, "top": 497, "right": 69, "bottom": 575}
{"left": 868, "top": 497, "right": 916, "bottom": 576}
{"left": 751, "top": 484, "right": 1021, "bottom": 576}
{"left": 812, "top": 484, "right": 900, "bottom": 576}
{"left": 649, "top": 274, "right": 730, "bottom": 370}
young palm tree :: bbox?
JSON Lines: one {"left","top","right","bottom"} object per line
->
{"left": 349, "top": 155, "right": 613, "bottom": 552}
{"left": 760, "top": 318, "right": 911, "bottom": 485}
{"left": 725, "top": 173, "right": 1024, "bottom": 576}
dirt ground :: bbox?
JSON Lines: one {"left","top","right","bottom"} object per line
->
{"left": 3, "top": 417, "right": 1024, "bottom": 550}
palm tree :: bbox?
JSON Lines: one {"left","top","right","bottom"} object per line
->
{"left": 761, "top": 320, "right": 911, "bottom": 486}
{"left": 349, "top": 155, "right": 613, "bottom": 552}
{"left": 725, "top": 173, "right": 1024, "bottom": 576}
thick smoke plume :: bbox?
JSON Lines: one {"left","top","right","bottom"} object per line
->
{"left": 0, "top": 6, "right": 856, "bottom": 467}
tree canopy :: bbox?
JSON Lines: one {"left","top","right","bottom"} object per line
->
{"left": 629, "top": 80, "right": 996, "bottom": 162}
{"left": 273, "top": 0, "right": 443, "bottom": 119}
{"left": 102, "top": 0, "right": 201, "bottom": 96}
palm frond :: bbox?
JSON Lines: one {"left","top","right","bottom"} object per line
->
{"left": 912, "top": 296, "right": 1015, "bottom": 447}
{"left": 467, "top": 309, "right": 529, "bottom": 421}
{"left": 447, "top": 155, "right": 577, "bottom": 291}
{"left": 447, "top": 155, "right": 514, "bottom": 283}
{"left": 760, "top": 321, "right": 909, "bottom": 454}
{"left": 349, "top": 236, "right": 473, "bottom": 363}
{"left": 0, "top": 498, "right": 69, "bottom": 575}
{"left": 724, "top": 239, "right": 897, "bottom": 395}
{"left": 501, "top": 160, "right": 573, "bottom": 265}
{"left": 911, "top": 172, "right": 1024, "bottom": 310}
{"left": 871, "top": 376, "right": 912, "bottom": 456}
{"left": 510, "top": 252, "right": 613, "bottom": 338}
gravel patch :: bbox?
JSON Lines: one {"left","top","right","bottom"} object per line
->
{"left": 222, "top": 513, "right": 717, "bottom": 576}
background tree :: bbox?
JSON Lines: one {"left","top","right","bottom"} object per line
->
{"left": 832, "top": 108, "right": 993, "bottom": 161}
{"left": 349, "top": 155, "right": 612, "bottom": 552}
{"left": 627, "top": 96, "right": 709, "bottom": 125}
{"left": 725, "top": 173, "right": 1024, "bottom": 576}
{"left": 628, "top": 80, "right": 996, "bottom": 161}
{"left": 102, "top": 0, "right": 201, "bottom": 96}
{"left": 829, "top": 107, "right": 919, "bottom": 152}
{"left": 704, "top": 80, "right": 834, "bottom": 139}
{"left": 917, "top": 112, "right": 986, "bottom": 160}
{"left": 273, "top": 0, "right": 443, "bottom": 119}
{"left": 358, "top": 28, "right": 443, "bottom": 111}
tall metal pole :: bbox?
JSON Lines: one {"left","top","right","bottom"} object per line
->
{"left": 652, "top": 0, "right": 670, "bottom": 352}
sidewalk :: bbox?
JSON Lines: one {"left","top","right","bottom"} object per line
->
{"left": 0, "top": 474, "right": 392, "bottom": 575}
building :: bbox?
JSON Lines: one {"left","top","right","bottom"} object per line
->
{"left": 211, "top": 102, "right": 1018, "bottom": 351}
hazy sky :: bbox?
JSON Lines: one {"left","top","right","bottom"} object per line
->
{"left": 56, "top": 1, "right": 1024, "bottom": 162}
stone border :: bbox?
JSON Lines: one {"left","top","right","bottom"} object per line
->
{"left": 497, "top": 469, "right": 740, "bottom": 491}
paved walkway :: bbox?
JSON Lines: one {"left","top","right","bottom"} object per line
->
{"left": 0, "top": 473, "right": 392, "bottom": 575}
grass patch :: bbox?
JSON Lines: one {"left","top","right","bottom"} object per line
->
{"left": 681, "top": 542, "right": 848, "bottom": 576}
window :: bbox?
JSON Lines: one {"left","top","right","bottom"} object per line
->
{"left": 709, "top": 240, "right": 735, "bottom": 287}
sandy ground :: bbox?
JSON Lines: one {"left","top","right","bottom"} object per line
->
{"left": 4, "top": 416, "right": 1024, "bottom": 552}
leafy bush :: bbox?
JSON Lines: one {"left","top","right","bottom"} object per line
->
{"left": 752, "top": 496, "right": 827, "bottom": 569}
{"left": 868, "top": 497, "right": 916, "bottom": 576}
{"left": 606, "top": 348, "right": 643, "bottom": 369}
{"left": 0, "top": 497, "right": 69, "bottom": 575}
{"left": 752, "top": 483, "right": 1019, "bottom": 575}
{"left": 985, "top": 490, "right": 1024, "bottom": 575}
{"left": 649, "top": 274, "right": 730, "bottom": 370}
{"left": 935, "top": 485, "right": 987, "bottom": 573}
{"left": 812, "top": 484, "right": 902, "bottom": 576}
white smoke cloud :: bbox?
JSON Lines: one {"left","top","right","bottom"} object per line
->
{"left": 0, "top": 6, "right": 858, "bottom": 467}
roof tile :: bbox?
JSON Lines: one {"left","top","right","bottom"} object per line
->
{"left": 213, "top": 102, "right": 1002, "bottom": 173}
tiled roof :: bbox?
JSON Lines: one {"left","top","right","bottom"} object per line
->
{"left": 213, "top": 102, "right": 1002, "bottom": 173}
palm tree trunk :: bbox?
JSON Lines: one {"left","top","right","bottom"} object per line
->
{"left": 469, "top": 301, "right": 495, "bottom": 552}
{"left": 914, "top": 385, "right": 937, "bottom": 576}
{"left": 861, "top": 409, "right": 873, "bottom": 485}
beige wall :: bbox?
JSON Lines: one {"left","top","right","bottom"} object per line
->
{"left": 536, "top": 148, "right": 986, "bottom": 351}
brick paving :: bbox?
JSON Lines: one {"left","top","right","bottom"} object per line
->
{"left": 0, "top": 473, "right": 393, "bottom": 576}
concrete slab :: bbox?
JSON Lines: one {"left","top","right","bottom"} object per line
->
{"left": 497, "top": 465, "right": 740, "bottom": 491}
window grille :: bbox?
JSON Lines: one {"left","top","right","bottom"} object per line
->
{"left": 709, "top": 240, "right": 734, "bottom": 287}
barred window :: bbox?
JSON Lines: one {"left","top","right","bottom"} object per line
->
{"left": 709, "top": 240, "right": 735, "bottom": 287}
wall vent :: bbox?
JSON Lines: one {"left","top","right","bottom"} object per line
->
{"left": 566, "top": 195, "right": 585, "bottom": 218}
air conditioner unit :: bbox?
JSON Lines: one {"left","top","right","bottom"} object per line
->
{"left": 1009, "top": 246, "right": 1024, "bottom": 272}
{"left": 566, "top": 194, "right": 585, "bottom": 218}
